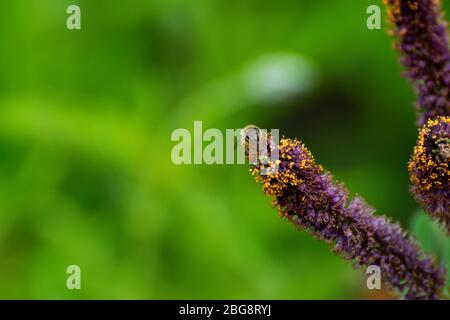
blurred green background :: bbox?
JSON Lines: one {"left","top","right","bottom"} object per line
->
{"left": 0, "top": 0, "right": 449, "bottom": 299}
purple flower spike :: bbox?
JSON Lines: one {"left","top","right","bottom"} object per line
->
{"left": 385, "top": 0, "right": 450, "bottom": 124}
{"left": 409, "top": 116, "right": 450, "bottom": 232}
{"left": 248, "top": 136, "right": 445, "bottom": 299}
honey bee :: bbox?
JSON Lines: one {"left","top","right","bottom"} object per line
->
{"left": 239, "top": 125, "right": 269, "bottom": 164}
{"left": 434, "top": 137, "right": 450, "bottom": 161}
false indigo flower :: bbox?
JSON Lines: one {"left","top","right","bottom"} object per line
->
{"left": 409, "top": 116, "right": 450, "bottom": 232}
{"left": 385, "top": 0, "right": 450, "bottom": 124}
{"left": 246, "top": 133, "right": 445, "bottom": 299}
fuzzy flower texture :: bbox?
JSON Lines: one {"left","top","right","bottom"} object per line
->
{"left": 385, "top": 0, "right": 450, "bottom": 124}
{"left": 409, "top": 116, "right": 450, "bottom": 232}
{"left": 246, "top": 133, "right": 445, "bottom": 299}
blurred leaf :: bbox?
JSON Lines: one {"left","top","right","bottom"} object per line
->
{"left": 443, "top": 237, "right": 450, "bottom": 296}
{"left": 410, "top": 209, "right": 450, "bottom": 296}
{"left": 410, "top": 210, "right": 445, "bottom": 254}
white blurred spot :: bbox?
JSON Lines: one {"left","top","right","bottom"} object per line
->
{"left": 243, "top": 53, "right": 317, "bottom": 105}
